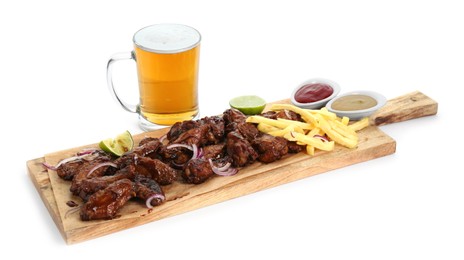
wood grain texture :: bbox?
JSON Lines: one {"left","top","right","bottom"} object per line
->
{"left": 27, "top": 91, "right": 437, "bottom": 244}
{"left": 371, "top": 91, "right": 438, "bottom": 126}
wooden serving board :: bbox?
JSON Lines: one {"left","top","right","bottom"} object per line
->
{"left": 27, "top": 91, "right": 437, "bottom": 244}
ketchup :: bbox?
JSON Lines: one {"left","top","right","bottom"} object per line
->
{"left": 294, "top": 83, "right": 333, "bottom": 103}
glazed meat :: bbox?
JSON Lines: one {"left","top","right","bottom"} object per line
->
{"left": 252, "top": 134, "right": 288, "bottom": 163}
{"left": 70, "top": 155, "right": 113, "bottom": 195}
{"left": 136, "top": 157, "right": 177, "bottom": 185}
{"left": 159, "top": 145, "right": 193, "bottom": 167}
{"left": 167, "top": 120, "right": 200, "bottom": 142}
{"left": 53, "top": 104, "right": 317, "bottom": 222}
{"left": 223, "top": 108, "right": 247, "bottom": 125}
{"left": 259, "top": 111, "right": 277, "bottom": 119}
{"left": 226, "top": 131, "right": 258, "bottom": 167}
{"left": 237, "top": 122, "right": 260, "bottom": 142}
{"left": 287, "top": 141, "right": 305, "bottom": 153}
{"left": 113, "top": 152, "right": 139, "bottom": 170}
{"left": 182, "top": 158, "right": 214, "bottom": 184}
{"left": 75, "top": 165, "right": 136, "bottom": 201}
{"left": 169, "top": 124, "right": 210, "bottom": 147}
{"left": 261, "top": 109, "right": 302, "bottom": 121}
{"left": 133, "top": 138, "right": 162, "bottom": 157}
{"left": 56, "top": 160, "right": 84, "bottom": 181}
{"left": 199, "top": 116, "right": 225, "bottom": 144}
{"left": 277, "top": 110, "right": 302, "bottom": 121}
{"left": 202, "top": 143, "right": 225, "bottom": 160}
{"left": 138, "top": 137, "right": 158, "bottom": 146}
{"left": 168, "top": 116, "right": 225, "bottom": 147}
{"left": 134, "top": 175, "right": 165, "bottom": 207}
{"left": 80, "top": 179, "right": 135, "bottom": 221}
{"left": 57, "top": 151, "right": 111, "bottom": 181}
{"left": 223, "top": 108, "right": 247, "bottom": 133}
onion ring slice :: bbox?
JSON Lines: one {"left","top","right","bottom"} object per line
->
{"left": 145, "top": 194, "right": 166, "bottom": 209}
{"left": 86, "top": 162, "right": 118, "bottom": 178}
{"left": 208, "top": 159, "right": 238, "bottom": 176}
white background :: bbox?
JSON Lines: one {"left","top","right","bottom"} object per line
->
{"left": 1, "top": 0, "right": 463, "bottom": 259}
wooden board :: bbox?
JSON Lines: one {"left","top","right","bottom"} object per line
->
{"left": 27, "top": 91, "right": 437, "bottom": 244}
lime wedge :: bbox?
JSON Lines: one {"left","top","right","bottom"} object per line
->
{"left": 229, "top": 95, "right": 266, "bottom": 115}
{"left": 99, "top": 130, "right": 134, "bottom": 156}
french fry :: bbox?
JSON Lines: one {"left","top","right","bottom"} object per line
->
{"left": 276, "top": 118, "right": 314, "bottom": 130}
{"left": 283, "top": 132, "right": 297, "bottom": 142}
{"left": 252, "top": 103, "right": 368, "bottom": 153}
{"left": 309, "top": 107, "right": 337, "bottom": 120}
{"left": 349, "top": 117, "right": 369, "bottom": 131}
{"left": 247, "top": 116, "right": 290, "bottom": 129}
{"left": 257, "top": 123, "right": 280, "bottom": 133}
{"left": 328, "top": 119, "right": 358, "bottom": 139}
{"left": 268, "top": 125, "right": 304, "bottom": 137}
{"left": 247, "top": 115, "right": 312, "bottom": 130}
{"left": 306, "top": 145, "right": 315, "bottom": 155}
{"left": 341, "top": 116, "right": 350, "bottom": 125}
{"left": 290, "top": 132, "right": 335, "bottom": 151}
{"left": 317, "top": 115, "right": 358, "bottom": 148}
{"left": 307, "top": 127, "right": 323, "bottom": 137}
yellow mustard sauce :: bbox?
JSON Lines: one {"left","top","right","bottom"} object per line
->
{"left": 331, "top": 94, "right": 377, "bottom": 111}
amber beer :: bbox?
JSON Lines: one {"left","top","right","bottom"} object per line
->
{"left": 134, "top": 43, "right": 200, "bottom": 126}
{"left": 107, "top": 24, "right": 201, "bottom": 130}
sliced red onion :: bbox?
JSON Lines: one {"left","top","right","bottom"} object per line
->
{"left": 314, "top": 135, "right": 329, "bottom": 142}
{"left": 284, "top": 109, "right": 291, "bottom": 119}
{"left": 191, "top": 144, "right": 198, "bottom": 159}
{"left": 82, "top": 152, "right": 102, "bottom": 161}
{"left": 42, "top": 162, "right": 57, "bottom": 171}
{"left": 197, "top": 147, "right": 204, "bottom": 159}
{"left": 42, "top": 151, "right": 100, "bottom": 171}
{"left": 159, "top": 134, "right": 167, "bottom": 143}
{"left": 166, "top": 143, "right": 193, "bottom": 151}
{"left": 208, "top": 159, "right": 238, "bottom": 176}
{"left": 145, "top": 194, "right": 166, "bottom": 209}
{"left": 213, "top": 166, "right": 238, "bottom": 176}
{"left": 86, "top": 162, "right": 118, "bottom": 178}
{"left": 56, "top": 155, "right": 83, "bottom": 167}
{"left": 77, "top": 148, "right": 98, "bottom": 156}
{"left": 216, "top": 162, "right": 231, "bottom": 171}
{"left": 47, "top": 154, "right": 85, "bottom": 170}
{"left": 167, "top": 143, "right": 201, "bottom": 161}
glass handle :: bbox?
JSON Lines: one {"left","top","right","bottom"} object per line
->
{"left": 106, "top": 52, "right": 138, "bottom": 113}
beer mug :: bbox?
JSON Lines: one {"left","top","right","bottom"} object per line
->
{"left": 107, "top": 24, "right": 201, "bottom": 131}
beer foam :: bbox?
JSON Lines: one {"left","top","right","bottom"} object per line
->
{"left": 134, "top": 24, "right": 201, "bottom": 54}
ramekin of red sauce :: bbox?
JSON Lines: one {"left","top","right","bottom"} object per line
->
{"left": 291, "top": 78, "right": 340, "bottom": 109}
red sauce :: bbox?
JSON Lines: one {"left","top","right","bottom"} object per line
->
{"left": 294, "top": 83, "right": 333, "bottom": 103}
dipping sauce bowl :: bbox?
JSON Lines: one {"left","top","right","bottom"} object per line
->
{"left": 326, "top": 90, "right": 387, "bottom": 120}
{"left": 291, "top": 78, "right": 341, "bottom": 109}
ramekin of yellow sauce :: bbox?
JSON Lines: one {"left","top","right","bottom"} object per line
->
{"left": 326, "top": 91, "right": 387, "bottom": 120}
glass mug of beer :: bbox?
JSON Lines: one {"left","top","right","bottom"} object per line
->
{"left": 107, "top": 24, "right": 201, "bottom": 131}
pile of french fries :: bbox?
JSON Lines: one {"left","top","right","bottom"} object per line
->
{"left": 246, "top": 104, "right": 369, "bottom": 155}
